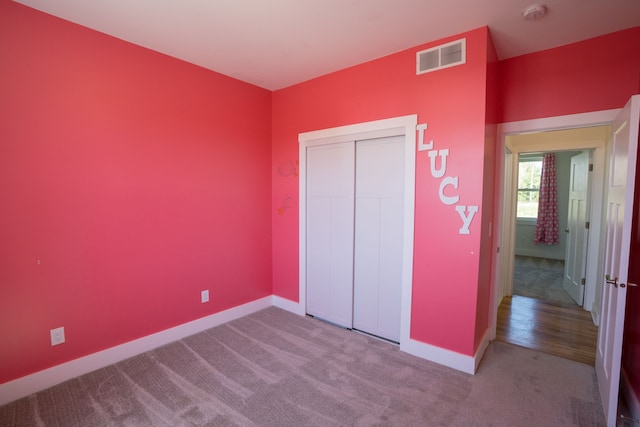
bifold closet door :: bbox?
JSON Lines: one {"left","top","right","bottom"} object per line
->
{"left": 306, "top": 142, "right": 355, "bottom": 328}
{"left": 353, "top": 136, "right": 404, "bottom": 342}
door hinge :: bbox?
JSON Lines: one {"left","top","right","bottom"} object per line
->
{"left": 585, "top": 221, "right": 590, "bottom": 229}
{"left": 581, "top": 278, "right": 586, "bottom": 285}
{"left": 589, "top": 164, "right": 593, "bottom": 172}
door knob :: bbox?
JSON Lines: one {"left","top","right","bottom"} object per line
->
{"left": 605, "top": 275, "right": 618, "bottom": 287}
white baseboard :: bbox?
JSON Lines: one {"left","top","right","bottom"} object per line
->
{"left": 1, "top": 294, "right": 491, "bottom": 406}
{"left": 400, "top": 336, "right": 483, "bottom": 375}
{"left": 0, "top": 296, "right": 272, "bottom": 406}
{"left": 275, "top": 294, "right": 490, "bottom": 375}
{"left": 591, "top": 309, "right": 601, "bottom": 327}
{"left": 272, "top": 295, "right": 305, "bottom": 315}
{"left": 621, "top": 368, "right": 640, "bottom": 422}
{"left": 473, "top": 330, "right": 491, "bottom": 373}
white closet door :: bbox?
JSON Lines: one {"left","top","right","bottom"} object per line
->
{"left": 306, "top": 142, "right": 355, "bottom": 328}
{"left": 353, "top": 136, "right": 404, "bottom": 342}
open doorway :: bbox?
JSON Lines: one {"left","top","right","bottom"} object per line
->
{"left": 512, "top": 149, "right": 585, "bottom": 307}
{"left": 491, "top": 113, "right": 616, "bottom": 364}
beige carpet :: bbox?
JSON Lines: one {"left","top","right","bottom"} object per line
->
{"left": 0, "top": 307, "right": 605, "bottom": 426}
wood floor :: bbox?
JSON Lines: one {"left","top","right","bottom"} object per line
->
{"left": 496, "top": 295, "right": 599, "bottom": 365}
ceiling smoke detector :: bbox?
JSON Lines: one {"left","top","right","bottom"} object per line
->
{"left": 522, "top": 4, "right": 547, "bottom": 21}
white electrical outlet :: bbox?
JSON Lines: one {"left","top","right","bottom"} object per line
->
{"left": 50, "top": 327, "right": 65, "bottom": 346}
{"left": 201, "top": 290, "right": 209, "bottom": 303}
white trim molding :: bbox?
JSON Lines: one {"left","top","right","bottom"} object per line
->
{"left": 498, "top": 109, "right": 619, "bottom": 135}
{"left": 401, "top": 331, "right": 489, "bottom": 375}
{"left": 272, "top": 295, "right": 305, "bottom": 315}
{"left": 0, "top": 296, "right": 272, "bottom": 406}
{"left": 473, "top": 329, "right": 491, "bottom": 373}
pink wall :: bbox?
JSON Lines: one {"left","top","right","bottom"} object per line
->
{"left": 500, "top": 28, "right": 640, "bottom": 405}
{"left": 5, "top": 0, "right": 639, "bottom": 393}
{"left": 500, "top": 27, "right": 640, "bottom": 123}
{"left": 474, "top": 33, "right": 499, "bottom": 351}
{"left": 0, "top": 2, "right": 272, "bottom": 383}
{"left": 273, "top": 28, "right": 494, "bottom": 356}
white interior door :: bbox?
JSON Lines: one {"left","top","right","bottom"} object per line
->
{"left": 353, "top": 136, "right": 404, "bottom": 342}
{"left": 596, "top": 95, "right": 640, "bottom": 427}
{"left": 563, "top": 150, "right": 591, "bottom": 305}
{"left": 306, "top": 142, "right": 355, "bottom": 328}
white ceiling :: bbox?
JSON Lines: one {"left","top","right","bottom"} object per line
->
{"left": 14, "top": 0, "right": 640, "bottom": 90}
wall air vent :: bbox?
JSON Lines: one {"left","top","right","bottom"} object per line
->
{"left": 416, "top": 38, "right": 466, "bottom": 75}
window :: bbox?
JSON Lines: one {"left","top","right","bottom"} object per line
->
{"left": 517, "top": 157, "right": 542, "bottom": 218}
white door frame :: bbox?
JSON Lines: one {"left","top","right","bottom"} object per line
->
{"left": 490, "top": 109, "right": 620, "bottom": 339}
{"left": 298, "top": 115, "right": 417, "bottom": 347}
{"left": 498, "top": 148, "right": 514, "bottom": 303}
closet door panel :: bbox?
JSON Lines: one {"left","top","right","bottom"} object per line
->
{"left": 353, "top": 136, "right": 404, "bottom": 342}
{"left": 353, "top": 197, "right": 381, "bottom": 331}
{"left": 376, "top": 197, "right": 404, "bottom": 341}
{"left": 306, "top": 142, "right": 355, "bottom": 328}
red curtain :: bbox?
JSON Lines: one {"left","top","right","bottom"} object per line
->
{"left": 533, "top": 153, "right": 559, "bottom": 245}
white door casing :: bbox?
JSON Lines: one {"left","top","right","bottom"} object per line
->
{"left": 299, "top": 115, "right": 417, "bottom": 347}
{"left": 596, "top": 95, "right": 640, "bottom": 427}
{"left": 563, "top": 150, "right": 591, "bottom": 306}
{"left": 499, "top": 149, "right": 515, "bottom": 302}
